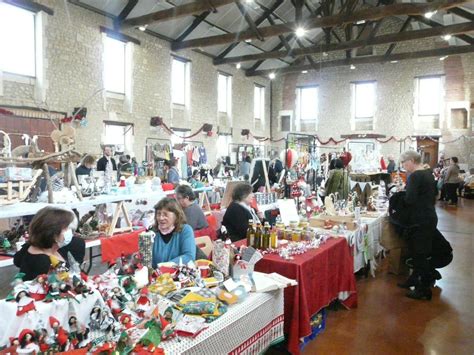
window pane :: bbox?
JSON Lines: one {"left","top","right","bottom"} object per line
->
{"left": 105, "top": 125, "right": 125, "bottom": 146}
{"left": 355, "top": 83, "right": 375, "bottom": 118}
{"left": 0, "top": 4, "right": 35, "bottom": 76}
{"left": 300, "top": 87, "right": 318, "bottom": 120}
{"left": 172, "top": 59, "right": 186, "bottom": 105}
{"left": 419, "top": 77, "right": 441, "bottom": 115}
{"left": 218, "top": 74, "right": 228, "bottom": 113}
{"left": 104, "top": 37, "right": 125, "bottom": 93}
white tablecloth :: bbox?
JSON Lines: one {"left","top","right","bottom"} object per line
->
{"left": 0, "top": 290, "right": 105, "bottom": 347}
{"left": 161, "top": 289, "right": 284, "bottom": 355}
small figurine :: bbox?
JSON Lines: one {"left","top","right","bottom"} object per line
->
{"left": 17, "top": 329, "right": 40, "bottom": 354}
{"left": 89, "top": 301, "right": 102, "bottom": 331}
{"left": 119, "top": 313, "right": 135, "bottom": 329}
{"left": 44, "top": 273, "right": 60, "bottom": 301}
{"left": 135, "top": 287, "right": 151, "bottom": 318}
{"left": 49, "top": 316, "right": 69, "bottom": 351}
{"left": 28, "top": 274, "right": 48, "bottom": 301}
{"left": 16, "top": 289, "right": 36, "bottom": 316}
{"left": 6, "top": 272, "right": 26, "bottom": 301}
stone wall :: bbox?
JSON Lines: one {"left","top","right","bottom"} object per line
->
{"left": 271, "top": 17, "right": 474, "bottom": 167}
{"left": 0, "top": 0, "right": 270, "bottom": 165}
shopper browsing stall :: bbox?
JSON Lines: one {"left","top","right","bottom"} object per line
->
{"left": 13, "top": 207, "right": 85, "bottom": 281}
{"left": 222, "top": 182, "right": 262, "bottom": 242}
{"left": 399, "top": 150, "right": 438, "bottom": 300}
{"left": 96, "top": 146, "right": 117, "bottom": 172}
{"left": 75, "top": 154, "right": 95, "bottom": 178}
{"left": 444, "top": 157, "right": 461, "bottom": 206}
{"left": 175, "top": 185, "right": 209, "bottom": 231}
{"left": 325, "top": 158, "right": 350, "bottom": 199}
{"left": 151, "top": 198, "right": 196, "bottom": 267}
{"left": 164, "top": 159, "right": 180, "bottom": 186}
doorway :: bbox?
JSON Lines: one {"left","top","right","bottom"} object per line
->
{"left": 417, "top": 137, "right": 439, "bottom": 168}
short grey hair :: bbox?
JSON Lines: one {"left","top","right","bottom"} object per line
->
{"left": 400, "top": 150, "right": 421, "bottom": 164}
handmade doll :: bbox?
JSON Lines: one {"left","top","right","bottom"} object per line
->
{"left": 89, "top": 302, "right": 102, "bottom": 331}
{"left": 17, "top": 329, "right": 40, "bottom": 354}
{"left": 49, "top": 316, "right": 69, "bottom": 351}
{"left": 45, "top": 273, "right": 61, "bottom": 301}
{"left": 68, "top": 315, "right": 90, "bottom": 348}
{"left": 28, "top": 274, "right": 48, "bottom": 301}
{"left": 135, "top": 287, "right": 151, "bottom": 318}
{"left": 6, "top": 272, "right": 26, "bottom": 301}
{"left": 119, "top": 313, "right": 135, "bottom": 329}
{"left": 35, "top": 327, "right": 50, "bottom": 353}
{"left": 16, "top": 290, "right": 36, "bottom": 316}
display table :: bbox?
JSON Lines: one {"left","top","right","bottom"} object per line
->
{"left": 0, "top": 290, "right": 105, "bottom": 347}
{"left": 245, "top": 237, "right": 357, "bottom": 355}
{"left": 161, "top": 289, "right": 284, "bottom": 354}
{"left": 0, "top": 288, "right": 283, "bottom": 353}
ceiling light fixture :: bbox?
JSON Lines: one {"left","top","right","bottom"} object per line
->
{"left": 356, "top": 20, "right": 366, "bottom": 25}
{"left": 350, "top": 64, "right": 356, "bottom": 70}
{"left": 322, "top": 52, "right": 328, "bottom": 57}
{"left": 236, "top": 63, "right": 241, "bottom": 69}
{"left": 244, "top": 39, "right": 252, "bottom": 43}
{"left": 138, "top": 24, "right": 148, "bottom": 31}
{"left": 269, "top": 72, "right": 276, "bottom": 79}
{"left": 439, "top": 56, "right": 448, "bottom": 61}
{"left": 442, "top": 34, "right": 452, "bottom": 41}
{"left": 390, "top": 60, "right": 398, "bottom": 64}
{"left": 302, "top": 70, "right": 308, "bottom": 74}
{"left": 424, "top": 10, "right": 437, "bottom": 19}
{"left": 295, "top": 27, "right": 306, "bottom": 38}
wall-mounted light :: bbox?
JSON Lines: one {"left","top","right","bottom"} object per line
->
{"left": 236, "top": 63, "right": 241, "bottom": 69}
{"left": 350, "top": 64, "right": 356, "bottom": 70}
{"left": 138, "top": 24, "right": 148, "bottom": 31}
{"left": 442, "top": 34, "right": 452, "bottom": 41}
{"left": 269, "top": 72, "right": 276, "bottom": 79}
{"left": 424, "top": 10, "right": 437, "bottom": 19}
{"left": 439, "top": 56, "right": 448, "bottom": 61}
{"left": 295, "top": 27, "right": 306, "bottom": 38}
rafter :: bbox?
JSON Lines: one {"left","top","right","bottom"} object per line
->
{"left": 114, "top": 0, "right": 138, "bottom": 29}
{"left": 384, "top": 17, "right": 412, "bottom": 57}
{"left": 175, "top": 11, "right": 211, "bottom": 42}
{"left": 246, "top": 45, "right": 474, "bottom": 76}
{"left": 448, "top": 7, "right": 474, "bottom": 21}
{"left": 173, "top": 0, "right": 469, "bottom": 51}
{"left": 414, "top": 15, "right": 474, "bottom": 44}
{"left": 213, "top": 21, "right": 474, "bottom": 65}
{"left": 123, "top": 0, "right": 235, "bottom": 27}
{"left": 234, "top": 1, "right": 264, "bottom": 41}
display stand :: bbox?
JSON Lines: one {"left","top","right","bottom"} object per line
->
{"left": 0, "top": 169, "right": 42, "bottom": 205}
{"left": 284, "top": 133, "right": 318, "bottom": 197}
{"left": 107, "top": 201, "right": 133, "bottom": 236}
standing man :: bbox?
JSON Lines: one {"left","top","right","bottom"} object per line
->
{"left": 97, "top": 146, "right": 117, "bottom": 172}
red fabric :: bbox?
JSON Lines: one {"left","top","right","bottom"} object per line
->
{"left": 193, "top": 225, "right": 217, "bottom": 240}
{"left": 380, "top": 157, "right": 387, "bottom": 170}
{"left": 100, "top": 229, "right": 145, "bottom": 263}
{"left": 240, "top": 237, "right": 357, "bottom": 355}
{"left": 340, "top": 151, "right": 352, "bottom": 167}
{"left": 206, "top": 213, "right": 217, "bottom": 230}
{"left": 161, "top": 183, "right": 175, "bottom": 191}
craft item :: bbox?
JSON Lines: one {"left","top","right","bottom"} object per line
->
{"left": 212, "top": 240, "right": 230, "bottom": 277}
{"left": 138, "top": 231, "right": 155, "bottom": 268}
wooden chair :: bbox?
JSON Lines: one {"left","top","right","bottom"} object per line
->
{"left": 195, "top": 236, "right": 213, "bottom": 259}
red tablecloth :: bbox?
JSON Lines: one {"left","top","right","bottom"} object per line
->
{"left": 252, "top": 237, "right": 357, "bottom": 354}
{"left": 100, "top": 229, "right": 145, "bottom": 263}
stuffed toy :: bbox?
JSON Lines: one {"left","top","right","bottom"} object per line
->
{"left": 18, "top": 329, "right": 40, "bottom": 353}
{"left": 15, "top": 289, "right": 36, "bottom": 316}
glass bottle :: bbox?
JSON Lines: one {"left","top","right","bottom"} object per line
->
{"left": 262, "top": 222, "right": 271, "bottom": 249}
{"left": 270, "top": 226, "right": 278, "bottom": 249}
{"left": 246, "top": 219, "right": 255, "bottom": 247}
{"left": 254, "top": 222, "right": 262, "bottom": 249}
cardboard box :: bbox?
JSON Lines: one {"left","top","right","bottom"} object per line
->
{"left": 379, "top": 217, "right": 407, "bottom": 250}
{"left": 387, "top": 247, "right": 410, "bottom": 276}
{"left": 310, "top": 215, "right": 358, "bottom": 230}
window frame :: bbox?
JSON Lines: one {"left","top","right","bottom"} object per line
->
{"left": 217, "top": 72, "right": 232, "bottom": 114}
{"left": 351, "top": 80, "right": 377, "bottom": 131}
{"left": 103, "top": 121, "right": 134, "bottom": 153}
{"left": 171, "top": 56, "right": 190, "bottom": 107}
{"left": 103, "top": 35, "right": 127, "bottom": 95}
{"left": 295, "top": 85, "right": 319, "bottom": 131}
{"left": 0, "top": 3, "right": 37, "bottom": 78}
{"left": 414, "top": 75, "right": 445, "bottom": 130}
{"left": 254, "top": 84, "right": 265, "bottom": 123}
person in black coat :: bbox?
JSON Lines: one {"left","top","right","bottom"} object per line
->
{"left": 398, "top": 150, "right": 438, "bottom": 300}
{"left": 222, "top": 182, "right": 261, "bottom": 242}
{"left": 14, "top": 207, "right": 85, "bottom": 281}
{"left": 96, "top": 146, "right": 117, "bottom": 172}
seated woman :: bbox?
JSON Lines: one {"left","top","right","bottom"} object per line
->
{"left": 75, "top": 154, "right": 95, "bottom": 178}
{"left": 222, "top": 182, "right": 261, "bottom": 242}
{"left": 175, "top": 185, "right": 209, "bottom": 231}
{"left": 14, "top": 207, "right": 85, "bottom": 281}
{"left": 151, "top": 198, "right": 196, "bottom": 267}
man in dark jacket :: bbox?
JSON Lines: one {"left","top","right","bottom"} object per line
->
{"left": 97, "top": 146, "right": 117, "bottom": 172}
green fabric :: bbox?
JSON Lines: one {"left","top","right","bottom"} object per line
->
{"left": 325, "top": 169, "right": 350, "bottom": 199}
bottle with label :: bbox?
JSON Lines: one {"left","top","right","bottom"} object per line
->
{"left": 254, "top": 222, "right": 262, "bottom": 249}
{"left": 270, "top": 226, "right": 278, "bottom": 249}
{"left": 246, "top": 219, "right": 255, "bottom": 247}
{"left": 262, "top": 222, "right": 271, "bottom": 249}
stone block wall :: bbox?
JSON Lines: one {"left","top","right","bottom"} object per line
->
{"left": 0, "top": 0, "right": 270, "bottom": 165}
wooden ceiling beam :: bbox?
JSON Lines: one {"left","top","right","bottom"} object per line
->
{"left": 448, "top": 7, "right": 474, "bottom": 21}
{"left": 114, "top": 0, "right": 138, "bottom": 29}
{"left": 172, "top": 0, "right": 469, "bottom": 50}
{"left": 246, "top": 44, "right": 474, "bottom": 76}
{"left": 234, "top": 1, "right": 264, "bottom": 41}
{"left": 123, "top": 0, "right": 235, "bottom": 27}
{"left": 175, "top": 11, "right": 211, "bottom": 42}
{"left": 213, "top": 21, "right": 474, "bottom": 65}
{"left": 384, "top": 17, "right": 412, "bottom": 57}
{"left": 414, "top": 15, "right": 474, "bottom": 44}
